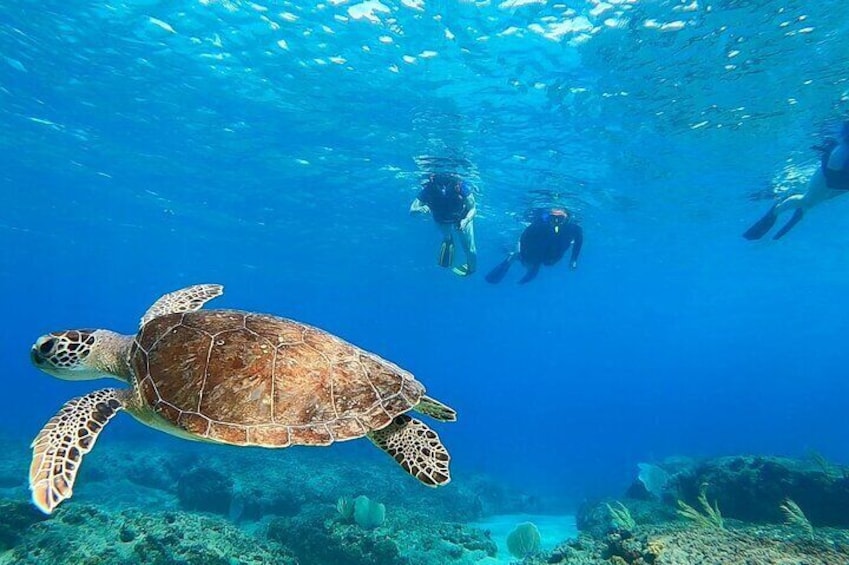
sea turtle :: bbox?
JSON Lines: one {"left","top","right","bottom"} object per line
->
{"left": 28, "top": 284, "right": 456, "bottom": 514}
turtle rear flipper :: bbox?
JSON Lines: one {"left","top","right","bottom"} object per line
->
{"left": 140, "top": 284, "right": 224, "bottom": 328}
{"left": 415, "top": 395, "right": 457, "bottom": 422}
{"left": 30, "top": 389, "right": 127, "bottom": 514}
{"left": 368, "top": 415, "right": 451, "bottom": 487}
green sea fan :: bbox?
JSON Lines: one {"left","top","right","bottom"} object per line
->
{"left": 676, "top": 483, "right": 723, "bottom": 530}
{"left": 606, "top": 501, "right": 636, "bottom": 530}
{"left": 780, "top": 498, "right": 814, "bottom": 540}
{"left": 506, "top": 522, "right": 541, "bottom": 558}
{"left": 336, "top": 496, "right": 354, "bottom": 521}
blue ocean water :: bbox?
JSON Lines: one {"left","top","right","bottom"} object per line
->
{"left": 2, "top": 0, "right": 849, "bottom": 528}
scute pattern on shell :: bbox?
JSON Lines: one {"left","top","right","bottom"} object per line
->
{"left": 129, "top": 310, "right": 424, "bottom": 447}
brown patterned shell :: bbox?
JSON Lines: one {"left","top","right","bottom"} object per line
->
{"left": 128, "top": 309, "right": 424, "bottom": 447}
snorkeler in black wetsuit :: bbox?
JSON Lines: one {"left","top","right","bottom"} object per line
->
{"left": 744, "top": 120, "right": 849, "bottom": 240}
{"left": 410, "top": 172, "right": 478, "bottom": 276}
{"left": 486, "top": 208, "right": 583, "bottom": 284}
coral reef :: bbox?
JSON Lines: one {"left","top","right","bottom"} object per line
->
{"left": 6, "top": 433, "right": 848, "bottom": 565}
{"left": 671, "top": 455, "right": 849, "bottom": 526}
{"left": 268, "top": 502, "right": 496, "bottom": 565}
{"left": 565, "top": 453, "right": 849, "bottom": 565}
{"left": 35, "top": 436, "right": 536, "bottom": 523}
{"left": 0, "top": 500, "right": 48, "bottom": 552}
{"left": 0, "top": 504, "right": 297, "bottom": 565}
{"left": 176, "top": 467, "right": 234, "bottom": 515}
{"left": 577, "top": 498, "right": 677, "bottom": 539}
{"left": 0, "top": 433, "right": 537, "bottom": 564}
{"left": 541, "top": 522, "right": 849, "bottom": 565}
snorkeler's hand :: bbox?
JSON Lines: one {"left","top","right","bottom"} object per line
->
{"left": 459, "top": 217, "right": 470, "bottom": 231}
{"left": 570, "top": 261, "right": 578, "bottom": 270}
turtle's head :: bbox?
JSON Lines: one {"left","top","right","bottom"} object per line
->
{"left": 31, "top": 330, "right": 125, "bottom": 381}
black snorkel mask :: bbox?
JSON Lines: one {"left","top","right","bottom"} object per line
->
{"left": 548, "top": 208, "right": 569, "bottom": 233}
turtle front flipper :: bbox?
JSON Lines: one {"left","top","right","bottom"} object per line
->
{"left": 415, "top": 395, "right": 457, "bottom": 422}
{"left": 29, "top": 388, "right": 127, "bottom": 514}
{"left": 140, "top": 284, "right": 224, "bottom": 328}
{"left": 367, "top": 414, "right": 451, "bottom": 487}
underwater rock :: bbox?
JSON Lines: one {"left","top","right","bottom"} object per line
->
{"left": 269, "top": 502, "right": 406, "bottom": 565}
{"left": 269, "top": 502, "right": 497, "bottom": 565}
{"left": 237, "top": 484, "right": 303, "bottom": 520}
{"left": 545, "top": 534, "right": 607, "bottom": 564}
{"left": 431, "top": 522, "right": 498, "bottom": 558}
{"left": 462, "top": 474, "right": 548, "bottom": 517}
{"left": 58, "top": 437, "right": 529, "bottom": 523}
{"left": 0, "top": 504, "right": 297, "bottom": 565}
{"left": 576, "top": 498, "right": 677, "bottom": 539}
{"left": 0, "top": 439, "right": 29, "bottom": 492}
{"left": 129, "top": 451, "right": 197, "bottom": 493}
{"left": 0, "top": 499, "right": 49, "bottom": 552}
{"left": 377, "top": 508, "right": 497, "bottom": 564}
{"left": 389, "top": 511, "right": 497, "bottom": 565}
{"left": 672, "top": 455, "right": 849, "bottom": 527}
{"left": 79, "top": 443, "right": 197, "bottom": 495}
{"left": 227, "top": 450, "right": 503, "bottom": 522}
{"left": 176, "top": 467, "right": 235, "bottom": 515}
{"left": 541, "top": 522, "right": 849, "bottom": 565}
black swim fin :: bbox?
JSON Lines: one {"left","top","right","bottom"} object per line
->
{"left": 452, "top": 264, "right": 474, "bottom": 277}
{"left": 773, "top": 208, "right": 804, "bottom": 240}
{"left": 485, "top": 255, "right": 515, "bottom": 284}
{"left": 437, "top": 239, "right": 454, "bottom": 268}
{"left": 743, "top": 206, "right": 778, "bottom": 240}
{"left": 518, "top": 264, "right": 540, "bottom": 284}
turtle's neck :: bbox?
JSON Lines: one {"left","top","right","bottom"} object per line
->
{"left": 91, "top": 330, "right": 134, "bottom": 383}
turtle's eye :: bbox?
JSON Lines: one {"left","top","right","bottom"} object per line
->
{"left": 39, "top": 339, "right": 56, "bottom": 355}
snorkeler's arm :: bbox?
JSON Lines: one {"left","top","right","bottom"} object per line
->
{"left": 463, "top": 194, "right": 478, "bottom": 222}
{"left": 464, "top": 194, "right": 477, "bottom": 220}
{"left": 459, "top": 194, "right": 476, "bottom": 229}
{"left": 569, "top": 225, "right": 583, "bottom": 269}
{"left": 410, "top": 197, "right": 430, "bottom": 215}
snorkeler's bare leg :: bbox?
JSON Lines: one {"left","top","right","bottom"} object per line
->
{"left": 458, "top": 221, "right": 477, "bottom": 273}
{"left": 773, "top": 193, "right": 804, "bottom": 214}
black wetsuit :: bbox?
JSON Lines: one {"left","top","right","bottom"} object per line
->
{"left": 821, "top": 142, "right": 849, "bottom": 190}
{"left": 485, "top": 213, "right": 584, "bottom": 285}
{"left": 418, "top": 175, "right": 470, "bottom": 225}
{"left": 520, "top": 219, "right": 583, "bottom": 268}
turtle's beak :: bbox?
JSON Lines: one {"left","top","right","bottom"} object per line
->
{"left": 31, "top": 336, "right": 55, "bottom": 367}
